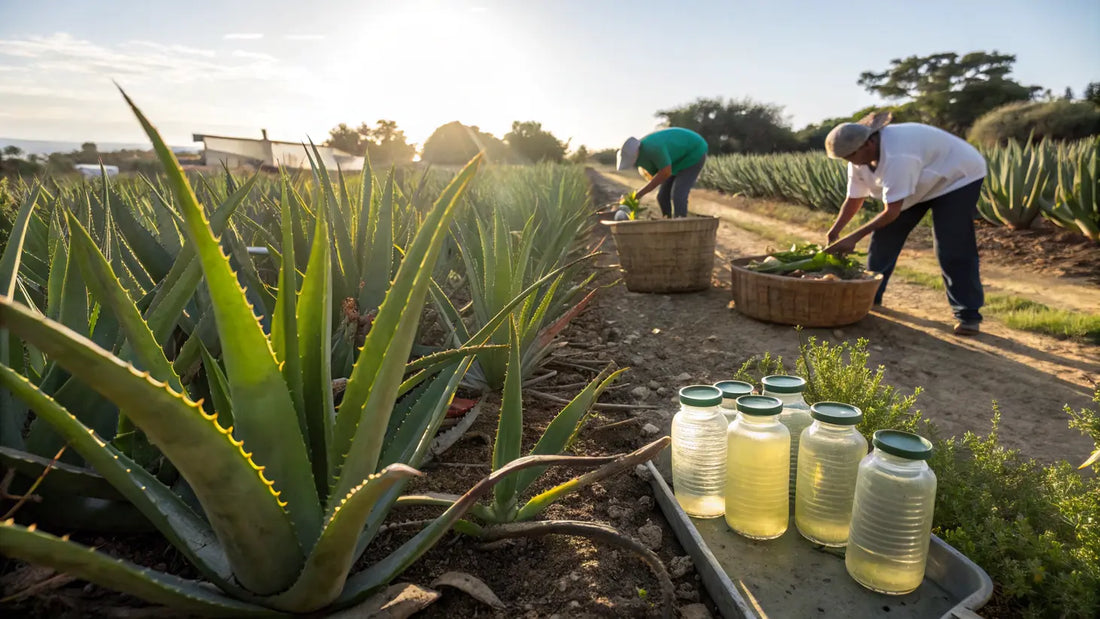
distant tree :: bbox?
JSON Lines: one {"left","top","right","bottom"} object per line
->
{"left": 1064, "top": 87, "right": 1075, "bottom": 101}
{"left": 1085, "top": 82, "right": 1100, "bottom": 106}
{"left": 503, "top": 121, "right": 567, "bottom": 163}
{"left": 591, "top": 148, "right": 617, "bottom": 165}
{"left": 2, "top": 145, "right": 23, "bottom": 158}
{"left": 858, "top": 51, "right": 1040, "bottom": 135}
{"left": 73, "top": 142, "right": 100, "bottom": 164}
{"left": 421, "top": 121, "right": 514, "bottom": 165}
{"left": 656, "top": 97, "right": 801, "bottom": 154}
{"left": 362, "top": 120, "right": 415, "bottom": 165}
{"left": 568, "top": 145, "right": 590, "bottom": 164}
{"left": 325, "top": 123, "right": 364, "bottom": 155}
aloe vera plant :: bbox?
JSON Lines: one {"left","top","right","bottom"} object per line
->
{"left": 1046, "top": 138, "right": 1100, "bottom": 242}
{"left": 0, "top": 91, "right": 610, "bottom": 615}
{"left": 978, "top": 140, "right": 1053, "bottom": 229}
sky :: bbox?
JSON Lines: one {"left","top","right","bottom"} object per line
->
{"left": 1, "top": 0, "right": 1098, "bottom": 151}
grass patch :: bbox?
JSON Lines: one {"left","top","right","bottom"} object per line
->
{"left": 893, "top": 269, "right": 1100, "bottom": 343}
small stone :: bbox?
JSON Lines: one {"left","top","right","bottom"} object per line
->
{"left": 83, "top": 583, "right": 95, "bottom": 594}
{"left": 832, "top": 329, "right": 845, "bottom": 338}
{"left": 669, "top": 555, "right": 694, "bottom": 579}
{"left": 557, "top": 579, "right": 568, "bottom": 592}
{"left": 634, "top": 463, "right": 652, "bottom": 481}
{"left": 568, "top": 601, "right": 581, "bottom": 609}
{"left": 647, "top": 380, "right": 661, "bottom": 390}
{"left": 630, "top": 386, "right": 651, "bottom": 400}
{"left": 676, "top": 582, "right": 699, "bottom": 601}
{"left": 524, "top": 604, "right": 535, "bottom": 611}
{"left": 656, "top": 387, "right": 669, "bottom": 396}
{"left": 636, "top": 495, "right": 654, "bottom": 510}
{"left": 524, "top": 611, "right": 538, "bottom": 619}
{"left": 570, "top": 571, "right": 581, "bottom": 581}
{"left": 680, "top": 603, "right": 713, "bottom": 619}
{"left": 674, "top": 372, "right": 693, "bottom": 383}
{"left": 656, "top": 349, "right": 669, "bottom": 360}
{"left": 706, "top": 334, "right": 718, "bottom": 342}
{"left": 641, "top": 423, "right": 660, "bottom": 436}
{"left": 630, "top": 355, "right": 646, "bottom": 367}
{"left": 637, "top": 522, "right": 663, "bottom": 550}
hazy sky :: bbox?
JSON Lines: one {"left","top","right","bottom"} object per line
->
{"left": 1, "top": 0, "right": 1097, "bottom": 150}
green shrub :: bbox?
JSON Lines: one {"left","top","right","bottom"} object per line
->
{"left": 734, "top": 337, "right": 1100, "bottom": 618}
{"left": 969, "top": 100, "right": 1100, "bottom": 147}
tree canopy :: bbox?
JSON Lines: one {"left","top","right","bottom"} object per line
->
{"left": 324, "top": 120, "right": 415, "bottom": 164}
{"left": 656, "top": 97, "right": 800, "bottom": 154}
{"left": 420, "top": 121, "right": 514, "bottom": 165}
{"left": 858, "top": 51, "right": 1040, "bottom": 134}
{"left": 504, "top": 121, "right": 567, "bottom": 163}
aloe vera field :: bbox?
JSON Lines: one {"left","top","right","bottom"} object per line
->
{"left": 3, "top": 4, "right": 1100, "bottom": 618}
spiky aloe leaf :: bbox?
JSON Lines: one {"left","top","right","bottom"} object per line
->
{"left": 200, "top": 342, "right": 233, "bottom": 425}
{"left": 334, "top": 449, "right": 639, "bottom": 608}
{"left": 379, "top": 358, "right": 471, "bottom": 469}
{"left": 331, "top": 155, "right": 480, "bottom": 504}
{"left": 262, "top": 464, "right": 421, "bottom": 612}
{"left": 359, "top": 170, "right": 396, "bottom": 312}
{"left": 492, "top": 320, "right": 523, "bottom": 516}
{"left": 0, "top": 363, "right": 234, "bottom": 588}
{"left": 512, "top": 366, "right": 627, "bottom": 496}
{"left": 119, "top": 88, "right": 322, "bottom": 548}
{"left": 0, "top": 445, "right": 122, "bottom": 500}
{"left": 0, "top": 300, "right": 302, "bottom": 594}
{"left": 271, "top": 177, "right": 303, "bottom": 430}
{"left": 297, "top": 175, "right": 333, "bottom": 499}
{"left": 514, "top": 437, "right": 670, "bottom": 522}
{"left": 0, "top": 182, "right": 43, "bottom": 298}
{"left": 0, "top": 522, "right": 275, "bottom": 617}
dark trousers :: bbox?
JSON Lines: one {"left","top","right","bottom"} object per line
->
{"left": 868, "top": 178, "right": 985, "bottom": 322}
{"left": 656, "top": 154, "right": 707, "bottom": 218}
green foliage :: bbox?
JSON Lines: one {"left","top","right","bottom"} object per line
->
{"left": 977, "top": 139, "right": 1055, "bottom": 229}
{"left": 1046, "top": 138, "right": 1100, "bottom": 242}
{"left": 421, "top": 121, "right": 516, "bottom": 165}
{"left": 657, "top": 97, "right": 801, "bottom": 154}
{"left": 324, "top": 120, "right": 416, "bottom": 164}
{"left": 504, "top": 121, "right": 567, "bottom": 163}
{"left": 858, "top": 51, "right": 1041, "bottom": 134}
{"left": 739, "top": 337, "right": 1099, "bottom": 617}
{"left": 969, "top": 100, "right": 1100, "bottom": 147}
{"left": 746, "top": 243, "right": 866, "bottom": 279}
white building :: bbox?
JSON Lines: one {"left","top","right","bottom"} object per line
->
{"left": 74, "top": 164, "right": 120, "bottom": 178}
{"left": 192, "top": 130, "right": 364, "bottom": 171}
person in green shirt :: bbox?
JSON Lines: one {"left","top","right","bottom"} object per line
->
{"left": 616, "top": 127, "right": 709, "bottom": 218}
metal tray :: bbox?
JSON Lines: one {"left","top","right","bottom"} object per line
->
{"left": 646, "top": 459, "right": 992, "bottom": 618}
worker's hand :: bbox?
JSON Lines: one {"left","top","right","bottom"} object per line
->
{"left": 826, "top": 227, "right": 840, "bottom": 246}
{"left": 825, "top": 235, "right": 858, "bottom": 255}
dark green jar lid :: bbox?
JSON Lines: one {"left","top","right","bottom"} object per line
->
{"left": 761, "top": 375, "right": 807, "bottom": 394}
{"left": 679, "top": 385, "right": 722, "bottom": 407}
{"left": 872, "top": 430, "right": 933, "bottom": 460}
{"left": 810, "top": 402, "right": 863, "bottom": 425}
{"left": 735, "top": 395, "right": 783, "bottom": 416}
{"left": 713, "top": 380, "right": 753, "bottom": 398}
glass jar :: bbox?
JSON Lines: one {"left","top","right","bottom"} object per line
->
{"left": 713, "top": 380, "right": 754, "bottom": 424}
{"left": 762, "top": 375, "right": 812, "bottom": 502}
{"left": 671, "top": 385, "right": 727, "bottom": 518}
{"left": 794, "top": 402, "right": 868, "bottom": 546}
{"left": 725, "top": 395, "right": 790, "bottom": 539}
{"left": 846, "top": 430, "right": 937, "bottom": 595}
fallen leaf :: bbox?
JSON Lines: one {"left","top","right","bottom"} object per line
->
{"left": 327, "top": 582, "right": 440, "bottom": 619}
{"left": 431, "top": 570, "right": 506, "bottom": 610}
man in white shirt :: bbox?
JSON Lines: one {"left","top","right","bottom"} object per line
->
{"left": 823, "top": 113, "right": 987, "bottom": 336}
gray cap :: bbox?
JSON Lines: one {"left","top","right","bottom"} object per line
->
{"left": 824, "top": 123, "right": 872, "bottom": 159}
{"left": 617, "top": 137, "right": 640, "bottom": 171}
{"left": 824, "top": 110, "right": 893, "bottom": 159}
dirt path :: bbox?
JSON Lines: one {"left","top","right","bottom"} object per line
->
{"left": 590, "top": 170, "right": 1097, "bottom": 464}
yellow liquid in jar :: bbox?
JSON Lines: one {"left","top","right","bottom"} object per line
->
{"left": 725, "top": 429, "right": 789, "bottom": 539}
{"left": 845, "top": 543, "right": 927, "bottom": 594}
{"left": 794, "top": 438, "right": 863, "bottom": 546}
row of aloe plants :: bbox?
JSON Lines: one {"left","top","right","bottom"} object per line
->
{"left": 0, "top": 91, "right": 667, "bottom": 616}
{"left": 697, "top": 138, "right": 1100, "bottom": 242}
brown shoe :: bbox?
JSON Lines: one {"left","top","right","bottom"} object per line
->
{"left": 953, "top": 320, "right": 981, "bottom": 336}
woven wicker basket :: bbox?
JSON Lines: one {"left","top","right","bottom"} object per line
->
{"left": 729, "top": 256, "right": 883, "bottom": 327}
{"left": 604, "top": 216, "right": 719, "bottom": 293}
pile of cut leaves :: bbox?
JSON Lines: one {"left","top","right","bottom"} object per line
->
{"left": 746, "top": 243, "right": 871, "bottom": 280}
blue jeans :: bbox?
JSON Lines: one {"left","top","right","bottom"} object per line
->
{"left": 656, "top": 154, "right": 707, "bottom": 218}
{"left": 868, "top": 178, "right": 985, "bottom": 323}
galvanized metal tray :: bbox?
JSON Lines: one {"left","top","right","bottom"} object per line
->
{"left": 645, "top": 458, "right": 992, "bottom": 618}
